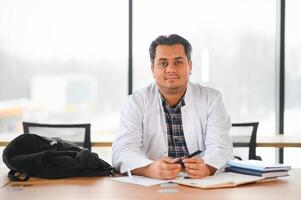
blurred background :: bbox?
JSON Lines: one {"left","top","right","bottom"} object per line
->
{"left": 0, "top": 0, "right": 300, "bottom": 166}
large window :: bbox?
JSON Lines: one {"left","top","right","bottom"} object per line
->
{"left": 284, "top": 0, "right": 301, "bottom": 167}
{"left": 0, "top": 0, "right": 300, "bottom": 166}
{"left": 133, "top": 0, "right": 277, "bottom": 161}
{"left": 0, "top": 0, "right": 128, "bottom": 135}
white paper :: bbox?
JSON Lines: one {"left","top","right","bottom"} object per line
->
{"left": 111, "top": 172, "right": 265, "bottom": 188}
{"left": 110, "top": 175, "right": 171, "bottom": 187}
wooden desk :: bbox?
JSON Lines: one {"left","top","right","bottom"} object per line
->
{"left": 0, "top": 169, "right": 300, "bottom": 200}
{"left": 233, "top": 135, "right": 301, "bottom": 148}
{"left": 0, "top": 133, "right": 115, "bottom": 147}
{"left": 1, "top": 134, "right": 301, "bottom": 148}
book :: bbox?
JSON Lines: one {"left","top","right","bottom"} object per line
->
{"left": 172, "top": 172, "right": 265, "bottom": 189}
{"left": 228, "top": 159, "right": 291, "bottom": 172}
{"left": 111, "top": 172, "right": 265, "bottom": 189}
{"left": 225, "top": 166, "right": 289, "bottom": 178}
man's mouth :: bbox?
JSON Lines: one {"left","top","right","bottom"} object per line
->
{"left": 165, "top": 75, "right": 179, "bottom": 80}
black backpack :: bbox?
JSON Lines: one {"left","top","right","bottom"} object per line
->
{"left": 2, "top": 134, "right": 116, "bottom": 181}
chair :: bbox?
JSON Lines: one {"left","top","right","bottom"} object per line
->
{"left": 231, "top": 122, "right": 262, "bottom": 160}
{"left": 22, "top": 122, "right": 91, "bottom": 150}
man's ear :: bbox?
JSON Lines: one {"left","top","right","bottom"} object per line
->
{"left": 189, "top": 60, "right": 192, "bottom": 73}
{"left": 151, "top": 64, "right": 155, "bottom": 78}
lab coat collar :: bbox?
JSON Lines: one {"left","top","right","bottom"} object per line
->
{"left": 154, "top": 82, "right": 192, "bottom": 108}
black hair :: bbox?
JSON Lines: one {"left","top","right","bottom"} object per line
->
{"left": 149, "top": 34, "right": 192, "bottom": 64}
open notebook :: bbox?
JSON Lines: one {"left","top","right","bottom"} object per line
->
{"left": 172, "top": 172, "right": 265, "bottom": 189}
{"left": 111, "top": 172, "right": 265, "bottom": 189}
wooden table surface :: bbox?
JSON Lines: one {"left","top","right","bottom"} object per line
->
{"left": 233, "top": 135, "right": 301, "bottom": 148}
{"left": 1, "top": 133, "right": 301, "bottom": 148}
{"left": 0, "top": 168, "right": 300, "bottom": 200}
{"left": 0, "top": 133, "right": 115, "bottom": 147}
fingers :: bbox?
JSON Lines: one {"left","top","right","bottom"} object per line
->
{"left": 185, "top": 165, "right": 210, "bottom": 179}
{"left": 146, "top": 157, "right": 211, "bottom": 179}
{"left": 158, "top": 157, "right": 182, "bottom": 179}
{"left": 187, "top": 171, "right": 209, "bottom": 179}
{"left": 182, "top": 157, "right": 204, "bottom": 164}
{"left": 161, "top": 157, "right": 179, "bottom": 164}
{"left": 182, "top": 158, "right": 210, "bottom": 179}
{"left": 160, "top": 159, "right": 181, "bottom": 170}
{"left": 159, "top": 168, "right": 181, "bottom": 180}
{"left": 160, "top": 157, "right": 181, "bottom": 170}
{"left": 140, "top": 157, "right": 188, "bottom": 180}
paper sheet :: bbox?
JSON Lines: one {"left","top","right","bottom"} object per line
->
{"left": 110, "top": 175, "right": 171, "bottom": 187}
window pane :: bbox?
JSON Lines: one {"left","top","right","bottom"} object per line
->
{"left": 133, "top": 0, "right": 277, "bottom": 162}
{"left": 0, "top": 0, "right": 128, "bottom": 135}
{"left": 284, "top": 0, "right": 301, "bottom": 167}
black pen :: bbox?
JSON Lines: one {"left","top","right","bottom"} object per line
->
{"left": 175, "top": 150, "right": 203, "bottom": 168}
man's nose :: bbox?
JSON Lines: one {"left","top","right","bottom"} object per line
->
{"left": 165, "top": 63, "right": 177, "bottom": 73}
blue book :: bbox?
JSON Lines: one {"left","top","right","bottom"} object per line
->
{"left": 225, "top": 166, "right": 289, "bottom": 178}
{"left": 228, "top": 159, "right": 291, "bottom": 172}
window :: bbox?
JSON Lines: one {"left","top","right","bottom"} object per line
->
{"left": 133, "top": 0, "right": 277, "bottom": 162}
{"left": 1, "top": 0, "right": 299, "bottom": 167}
{"left": 0, "top": 0, "right": 128, "bottom": 135}
{"left": 284, "top": 0, "right": 301, "bottom": 167}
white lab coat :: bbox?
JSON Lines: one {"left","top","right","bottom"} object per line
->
{"left": 112, "top": 82, "right": 233, "bottom": 174}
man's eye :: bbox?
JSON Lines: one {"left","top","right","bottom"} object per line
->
{"left": 159, "top": 61, "right": 168, "bottom": 67}
{"left": 175, "top": 60, "right": 183, "bottom": 65}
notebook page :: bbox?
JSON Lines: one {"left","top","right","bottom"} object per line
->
{"left": 173, "top": 172, "right": 264, "bottom": 189}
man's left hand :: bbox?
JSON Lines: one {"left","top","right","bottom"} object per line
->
{"left": 182, "top": 157, "right": 216, "bottom": 179}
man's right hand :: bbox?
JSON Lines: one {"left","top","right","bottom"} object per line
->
{"left": 131, "top": 157, "right": 182, "bottom": 180}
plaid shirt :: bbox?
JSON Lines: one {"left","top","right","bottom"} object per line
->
{"left": 161, "top": 96, "right": 189, "bottom": 159}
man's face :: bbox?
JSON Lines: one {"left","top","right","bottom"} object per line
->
{"left": 151, "top": 44, "right": 192, "bottom": 93}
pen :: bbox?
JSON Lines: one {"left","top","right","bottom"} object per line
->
{"left": 184, "top": 150, "right": 203, "bottom": 159}
{"left": 175, "top": 150, "right": 203, "bottom": 168}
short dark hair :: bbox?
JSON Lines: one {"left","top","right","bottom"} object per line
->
{"left": 149, "top": 34, "right": 192, "bottom": 64}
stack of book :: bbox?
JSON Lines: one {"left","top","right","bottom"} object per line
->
{"left": 226, "top": 159, "right": 291, "bottom": 178}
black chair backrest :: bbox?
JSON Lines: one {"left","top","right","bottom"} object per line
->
{"left": 231, "top": 122, "right": 261, "bottom": 160}
{"left": 22, "top": 122, "right": 91, "bottom": 150}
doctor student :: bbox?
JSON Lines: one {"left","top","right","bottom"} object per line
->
{"left": 112, "top": 34, "right": 233, "bottom": 180}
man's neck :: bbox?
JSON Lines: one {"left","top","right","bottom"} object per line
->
{"left": 159, "top": 87, "right": 187, "bottom": 106}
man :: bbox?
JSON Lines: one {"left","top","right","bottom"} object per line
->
{"left": 112, "top": 34, "right": 232, "bottom": 180}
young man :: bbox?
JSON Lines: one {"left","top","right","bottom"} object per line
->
{"left": 112, "top": 34, "right": 232, "bottom": 180}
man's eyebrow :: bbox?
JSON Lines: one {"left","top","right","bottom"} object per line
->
{"left": 175, "top": 56, "right": 185, "bottom": 60}
{"left": 158, "top": 58, "right": 168, "bottom": 61}
{"left": 158, "top": 57, "right": 185, "bottom": 60}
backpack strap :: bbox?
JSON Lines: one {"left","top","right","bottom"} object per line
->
{"left": 8, "top": 170, "right": 30, "bottom": 181}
